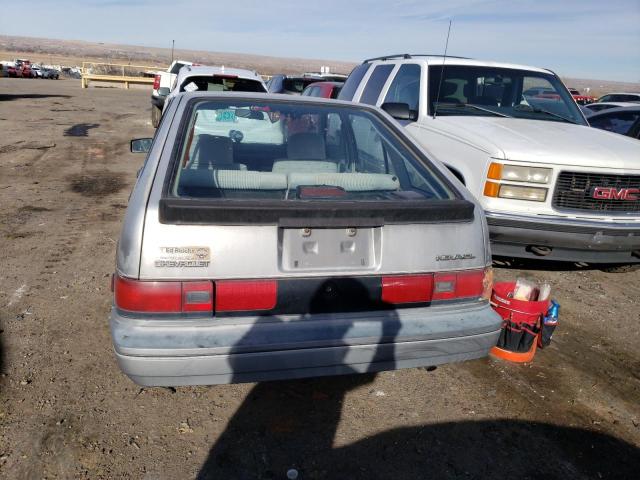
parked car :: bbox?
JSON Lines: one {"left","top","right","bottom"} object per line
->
{"left": 30, "top": 66, "right": 44, "bottom": 78}
{"left": 568, "top": 88, "right": 596, "bottom": 105}
{"left": 339, "top": 54, "right": 640, "bottom": 268}
{"left": 42, "top": 68, "right": 60, "bottom": 80}
{"left": 583, "top": 101, "right": 638, "bottom": 117}
{"left": 596, "top": 92, "right": 640, "bottom": 103}
{"left": 113, "top": 92, "right": 500, "bottom": 386}
{"left": 266, "top": 74, "right": 324, "bottom": 95}
{"left": 151, "top": 60, "right": 194, "bottom": 128}
{"left": 6, "top": 65, "right": 18, "bottom": 77}
{"left": 588, "top": 106, "right": 640, "bottom": 139}
{"left": 301, "top": 81, "right": 344, "bottom": 99}
{"left": 161, "top": 65, "right": 267, "bottom": 116}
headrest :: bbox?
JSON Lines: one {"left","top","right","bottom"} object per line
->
{"left": 194, "top": 134, "right": 234, "bottom": 166}
{"left": 287, "top": 133, "right": 326, "bottom": 160}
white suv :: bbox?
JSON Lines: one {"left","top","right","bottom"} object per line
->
{"left": 339, "top": 54, "right": 640, "bottom": 268}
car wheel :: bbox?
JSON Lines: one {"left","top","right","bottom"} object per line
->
{"left": 600, "top": 263, "right": 640, "bottom": 273}
{"left": 151, "top": 105, "right": 162, "bottom": 128}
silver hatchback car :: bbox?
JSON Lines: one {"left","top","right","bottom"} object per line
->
{"left": 111, "top": 92, "right": 501, "bottom": 386}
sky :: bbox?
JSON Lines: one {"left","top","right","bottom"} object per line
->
{"left": 1, "top": 0, "right": 639, "bottom": 82}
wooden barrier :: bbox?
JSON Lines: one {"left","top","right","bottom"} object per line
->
{"left": 81, "top": 62, "right": 167, "bottom": 89}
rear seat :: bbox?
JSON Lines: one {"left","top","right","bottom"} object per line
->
{"left": 188, "top": 134, "right": 247, "bottom": 170}
{"left": 272, "top": 133, "right": 339, "bottom": 173}
{"left": 289, "top": 173, "right": 399, "bottom": 191}
{"left": 179, "top": 169, "right": 288, "bottom": 190}
{"left": 178, "top": 170, "right": 399, "bottom": 192}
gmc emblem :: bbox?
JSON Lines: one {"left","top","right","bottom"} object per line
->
{"left": 592, "top": 187, "right": 639, "bottom": 201}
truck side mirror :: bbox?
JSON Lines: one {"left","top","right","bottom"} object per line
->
{"left": 131, "top": 138, "right": 153, "bottom": 153}
{"left": 381, "top": 102, "right": 418, "bottom": 121}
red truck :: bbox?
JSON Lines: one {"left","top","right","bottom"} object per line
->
{"left": 568, "top": 88, "right": 596, "bottom": 105}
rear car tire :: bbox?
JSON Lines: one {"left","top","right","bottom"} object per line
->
{"left": 151, "top": 105, "right": 162, "bottom": 128}
{"left": 600, "top": 263, "right": 640, "bottom": 273}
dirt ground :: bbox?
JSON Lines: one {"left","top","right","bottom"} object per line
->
{"left": 0, "top": 77, "right": 639, "bottom": 480}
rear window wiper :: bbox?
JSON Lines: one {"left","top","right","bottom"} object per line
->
{"left": 514, "top": 104, "right": 577, "bottom": 124}
{"left": 435, "top": 102, "right": 512, "bottom": 118}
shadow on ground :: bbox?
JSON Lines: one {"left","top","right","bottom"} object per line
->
{"left": 0, "top": 93, "right": 72, "bottom": 102}
{"left": 197, "top": 377, "right": 640, "bottom": 480}
{"left": 493, "top": 256, "right": 640, "bottom": 273}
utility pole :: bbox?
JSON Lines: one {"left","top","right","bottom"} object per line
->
{"left": 171, "top": 40, "right": 175, "bottom": 63}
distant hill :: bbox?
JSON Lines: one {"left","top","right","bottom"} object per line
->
{"left": 0, "top": 34, "right": 356, "bottom": 76}
{"left": 2, "top": 34, "right": 639, "bottom": 97}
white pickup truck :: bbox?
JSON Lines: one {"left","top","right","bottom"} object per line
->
{"left": 151, "top": 60, "right": 193, "bottom": 127}
{"left": 339, "top": 54, "right": 640, "bottom": 269}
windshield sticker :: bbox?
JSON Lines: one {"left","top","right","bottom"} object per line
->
{"left": 155, "top": 246, "right": 210, "bottom": 268}
{"left": 183, "top": 82, "right": 199, "bottom": 92}
{"left": 215, "top": 109, "right": 237, "bottom": 122}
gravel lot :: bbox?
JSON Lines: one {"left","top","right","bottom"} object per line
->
{"left": 1, "top": 78, "right": 639, "bottom": 480}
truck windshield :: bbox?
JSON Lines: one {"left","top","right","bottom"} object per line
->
{"left": 170, "top": 99, "right": 455, "bottom": 201}
{"left": 428, "top": 65, "right": 587, "bottom": 125}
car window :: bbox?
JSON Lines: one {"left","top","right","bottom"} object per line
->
{"left": 170, "top": 99, "right": 454, "bottom": 202}
{"left": 587, "top": 104, "right": 613, "bottom": 112}
{"left": 338, "top": 63, "right": 371, "bottom": 101}
{"left": 383, "top": 64, "right": 421, "bottom": 112}
{"left": 428, "top": 65, "right": 586, "bottom": 125}
{"left": 589, "top": 111, "right": 640, "bottom": 135}
{"left": 180, "top": 76, "right": 265, "bottom": 93}
{"left": 359, "top": 64, "right": 394, "bottom": 105}
{"left": 283, "top": 78, "right": 318, "bottom": 93}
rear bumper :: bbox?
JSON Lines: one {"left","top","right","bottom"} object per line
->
{"left": 110, "top": 302, "right": 501, "bottom": 386}
{"left": 486, "top": 211, "right": 640, "bottom": 263}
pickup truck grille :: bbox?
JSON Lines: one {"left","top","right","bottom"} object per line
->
{"left": 552, "top": 171, "right": 640, "bottom": 213}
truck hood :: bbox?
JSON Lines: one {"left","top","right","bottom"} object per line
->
{"left": 416, "top": 117, "right": 640, "bottom": 170}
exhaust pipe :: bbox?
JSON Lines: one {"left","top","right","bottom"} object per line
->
{"left": 527, "top": 245, "right": 552, "bottom": 257}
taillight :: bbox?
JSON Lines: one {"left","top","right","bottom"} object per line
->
{"left": 153, "top": 74, "right": 161, "bottom": 90}
{"left": 114, "top": 275, "right": 212, "bottom": 313}
{"left": 216, "top": 280, "right": 277, "bottom": 312}
{"left": 182, "top": 281, "right": 214, "bottom": 312}
{"left": 382, "top": 275, "right": 433, "bottom": 304}
{"left": 433, "top": 270, "right": 486, "bottom": 301}
{"left": 382, "top": 269, "right": 489, "bottom": 305}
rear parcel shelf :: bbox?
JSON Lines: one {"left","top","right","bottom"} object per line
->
{"left": 158, "top": 198, "right": 475, "bottom": 226}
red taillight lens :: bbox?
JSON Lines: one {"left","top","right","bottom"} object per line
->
{"left": 455, "top": 270, "right": 485, "bottom": 298}
{"left": 114, "top": 275, "right": 213, "bottom": 313}
{"left": 115, "top": 275, "right": 182, "bottom": 313}
{"left": 382, "top": 275, "right": 433, "bottom": 304}
{"left": 153, "top": 74, "right": 161, "bottom": 90}
{"left": 382, "top": 270, "right": 488, "bottom": 305}
{"left": 216, "top": 280, "right": 278, "bottom": 312}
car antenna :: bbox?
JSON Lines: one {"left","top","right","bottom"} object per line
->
{"left": 433, "top": 19, "right": 453, "bottom": 120}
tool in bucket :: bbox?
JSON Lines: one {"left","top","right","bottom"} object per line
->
{"left": 490, "top": 280, "right": 558, "bottom": 363}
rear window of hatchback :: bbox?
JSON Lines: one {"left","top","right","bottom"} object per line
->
{"left": 167, "top": 99, "right": 456, "bottom": 202}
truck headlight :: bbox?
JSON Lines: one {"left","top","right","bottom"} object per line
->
{"left": 498, "top": 184, "right": 547, "bottom": 202}
{"left": 488, "top": 162, "right": 552, "bottom": 184}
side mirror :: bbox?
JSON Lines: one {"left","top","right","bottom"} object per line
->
{"left": 131, "top": 138, "right": 153, "bottom": 153}
{"left": 158, "top": 87, "right": 170, "bottom": 96}
{"left": 381, "top": 102, "right": 418, "bottom": 121}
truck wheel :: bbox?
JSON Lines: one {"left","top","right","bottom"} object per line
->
{"left": 151, "top": 105, "right": 162, "bottom": 128}
{"left": 600, "top": 264, "right": 640, "bottom": 273}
